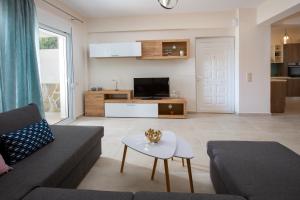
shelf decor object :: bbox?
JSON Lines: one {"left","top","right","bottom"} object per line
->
{"left": 145, "top": 129, "right": 162, "bottom": 143}
{"left": 158, "top": 0, "right": 178, "bottom": 9}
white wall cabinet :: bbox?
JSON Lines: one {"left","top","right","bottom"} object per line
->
{"left": 105, "top": 103, "right": 158, "bottom": 118}
{"left": 89, "top": 42, "right": 141, "bottom": 58}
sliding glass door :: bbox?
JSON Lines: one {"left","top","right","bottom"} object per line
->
{"left": 38, "top": 27, "right": 73, "bottom": 124}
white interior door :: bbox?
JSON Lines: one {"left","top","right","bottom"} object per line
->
{"left": 196, "top": 37, "right": 235, "bottom": 113}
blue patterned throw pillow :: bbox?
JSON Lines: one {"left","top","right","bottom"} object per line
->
{"left": 0, "top": 119, "right": 55, "bottom": 165}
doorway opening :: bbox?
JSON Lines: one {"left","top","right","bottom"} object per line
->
{"left": 38, "top": 27, "right": 73, "bottom": 124}
{"left": 270, "top": 16, "right": 300, "bottom": 114}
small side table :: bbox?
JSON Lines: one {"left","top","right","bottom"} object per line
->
{"left": 150, "top": 136, "right": 194, "bottom": 192}
{"left": 120, "top": 131, "right": 194, "bottom": 192}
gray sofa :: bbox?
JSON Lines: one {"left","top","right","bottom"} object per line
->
{"left": 23, "top": 188, "right": 245, "bottom": 200}
{"left": 0, "top": 104, "right": 104, "bottom": 200}
{"left": 207, "top": 141, "right": 300, "bottom": 200}
{"left": 0, "top": 104, "right": 245, "bottom": 200}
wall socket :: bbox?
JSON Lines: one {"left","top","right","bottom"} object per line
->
{"left": 247, "top": 72, "right": 253, "bottom": 82}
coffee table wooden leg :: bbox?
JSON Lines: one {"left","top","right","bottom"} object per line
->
{"left": 164, "top": 159, "right": 171, "bottom": 192}
{"left": 182, "top": 158, "right": 185, "bottom": 166}
{"left": 120, "top": 145, "right": 127, "bottom": 173}
{"left": 186, "top": 159, "right": 194, "bottom": 193}
{"left": 151, "top": 158, "right": 158, "bottom": 180}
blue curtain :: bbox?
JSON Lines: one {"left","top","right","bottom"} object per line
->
{"left": 0, "top": 0, "right": 44, "bottom": 114}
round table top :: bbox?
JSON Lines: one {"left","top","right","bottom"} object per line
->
{"left": 122, "top": 130, "right": 193, "bottom": 159}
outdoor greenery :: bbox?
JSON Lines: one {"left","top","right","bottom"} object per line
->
{"left": 39, "top": 37, "right": 58, "bottom": 49}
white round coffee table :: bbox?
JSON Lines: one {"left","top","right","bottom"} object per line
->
{"left": 120, "top": 130, "right": 194, "bottom": 192}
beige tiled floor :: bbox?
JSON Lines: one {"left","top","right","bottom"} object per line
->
{"left": 72, "top": 112, "right": 300, "bottom": 194}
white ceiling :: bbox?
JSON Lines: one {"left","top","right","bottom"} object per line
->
{"left": 58, "top": 0, "right": 266, "bottom": 18}
{"left": 273, "top": 12, "right": 300, "bottom": 26}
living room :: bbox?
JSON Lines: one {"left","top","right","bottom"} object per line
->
{"left": 0, "top": 0, "right": 300, "bottom": 200}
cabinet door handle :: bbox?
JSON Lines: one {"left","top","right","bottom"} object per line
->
{"left": 111, "top": 54, "right": 119, "bottom": 57}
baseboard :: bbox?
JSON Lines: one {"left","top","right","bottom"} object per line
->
{"left": 236, "top": 113, "right": 271, "bottom": 117}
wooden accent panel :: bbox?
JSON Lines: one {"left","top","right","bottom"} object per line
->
{"left": 84, "top": 90, "right": 132, "bottom": 117}
{"left": 84, "top": 92, "right": 104, "bottom": 116}
{"left": 104, "top": 98, "right": 186, "bottom": 104}
{"left": 271, "top": 80, "right": 287, "bottom": 113}
{"left": 140, "top": 40, "right": 162, "bottom": 58}
{"left": 287, "top": 78, "right": 300, "bottom": 97}
{"left": 284, "top": 43, "right": 300, "bottom": 63}
{"left": 283, "top": 44, "right": 300, "bottom": 76}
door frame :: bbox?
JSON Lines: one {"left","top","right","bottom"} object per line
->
{"left": 195, "top": 36, "right": 235, "bottom": 113}
{"left": 38, "top": 24, "right": 75, "bottom": 124}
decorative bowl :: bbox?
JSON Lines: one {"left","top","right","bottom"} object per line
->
{"left": 145, "top": 129, "right": 162, "bottom": 143}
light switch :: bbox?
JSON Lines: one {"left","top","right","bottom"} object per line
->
{"left": 247, "top": 72, "right": 253, "bottom": 82}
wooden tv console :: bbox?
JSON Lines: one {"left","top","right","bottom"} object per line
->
{"left": 84, "top": 90, "right": 187, "bottom": 119}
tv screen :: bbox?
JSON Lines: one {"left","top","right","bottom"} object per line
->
{"left": 134, "top": 78, "right": 170, "bottom": 98}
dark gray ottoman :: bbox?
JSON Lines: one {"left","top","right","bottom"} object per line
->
{"left": 207, "top": 141, "right": 300, "bottom": 200}
{"left": 23, "top": 188, "right": 133, "bottom": 200}
{"left": 134, "top": 192, "right": 246, "bottom": 200}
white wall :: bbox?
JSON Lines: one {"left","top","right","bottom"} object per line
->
{"left": 88, "top": 11, "right": 235, "bottom": 33}
{"left": 236, "top": 8, "right": 271, "bottom": 113}
{"left": 87, "top": 13, "right": 235, "bottom": 112}
{"left": 35, "top": 0, "right": 88, "bottom": 118}
{"left": 257, "top": 0, "right": 300, "bottom": 24}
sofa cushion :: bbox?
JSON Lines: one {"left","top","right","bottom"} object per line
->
{"left": 0, "top": 104, "right": 42, "bottom": 136}
{"left": 1, "top": 119, "right": 54, "bottom": 165}
{"left": 23, "top": 187, "right": 133, "bottom": 200}
{"left": 0, "top": 153, "right": 12, "bottom": 175}
{"left": 0, "top": 125, "right": 103, "bottom": 200}
{"left": 0, "top": 104, "right": 42, "bottom": 159}
{"left": 249, "top": 195, "right": 300, "bottom": 200}
{"left": 134, "top": 192, "right": 246, "bottom": 200}
{"left": 207, "top": 141, "right": 300, "bottom": 199}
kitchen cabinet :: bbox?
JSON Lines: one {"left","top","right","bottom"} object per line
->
{"left": 287, "top": 78, "right": 300, "bottom": 97}
{"left": 284, "top": 43, "right": 300, "bottom": 63}
{"left": 89, "top": 42, "right": 141, "bottom": 58}
{"left": 271, "top": 80, "right": 287, "bottom": 113}
{"left": 138, "top": 39, "right": 190, "bottom": 60}
{"left": 84, "top": 92, "right": 104, "bottom": 116}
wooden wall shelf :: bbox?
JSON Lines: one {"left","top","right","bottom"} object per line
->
{"left": 138, "top": 39, "right": 190, "bottom": 60}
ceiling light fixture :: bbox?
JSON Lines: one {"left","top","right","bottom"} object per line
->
{"left": 158, "top": 0, "right": 178, "bottom": 9}
{"left": 283, "top": 29, "right": 290, "bottom": 44}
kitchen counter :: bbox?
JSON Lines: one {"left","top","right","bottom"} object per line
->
{"left": 271, "top": 80, "right": 287, "bottom": 113}
{"left": 272, "top": 76, "right": 300, "bottom": 80}
{"left": 271, "top": 76, "right": 300, "bottom": 98}
{"left": 271, "top": 79, "right": 287, "bottom": 82}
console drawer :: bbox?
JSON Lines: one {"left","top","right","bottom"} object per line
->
{"left": 105, "top": 103, "right": 158, "bottom": 118}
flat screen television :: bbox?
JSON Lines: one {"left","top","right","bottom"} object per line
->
{"left": 134, "top": 78, "right": 170, "bottom": 99}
